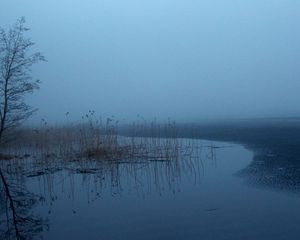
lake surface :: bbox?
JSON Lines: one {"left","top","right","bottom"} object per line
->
{"left": 2, "top": 139, "right": 300, "bottom": 239}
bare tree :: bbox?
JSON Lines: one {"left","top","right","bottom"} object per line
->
{"left": 0, "top": 18, "right": 46, "bottom": 239}
{"left": 0, "top": 17, "right": 45, "bottom": 142}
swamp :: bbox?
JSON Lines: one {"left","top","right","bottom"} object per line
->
{"left": 1, "top": 118, "right": 300, "bottom": 239}
{"left": 1, "top": 1, "right": 300, "bottom": 239}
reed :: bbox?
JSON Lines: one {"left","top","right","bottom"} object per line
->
{"left": 0, "top": 113, "right": 209, "bottom": 240}
{"left": 0, "top": 113, "right": 196, "bottom": 164}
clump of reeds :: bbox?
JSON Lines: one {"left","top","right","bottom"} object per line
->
{"left": 0, "top": 112, "right": 201, "bottom": 167}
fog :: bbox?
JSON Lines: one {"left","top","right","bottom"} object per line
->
{"left": 1, "top": 0, "right": 300, "bottom": 123}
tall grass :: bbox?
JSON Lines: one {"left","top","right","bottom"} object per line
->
{"left": 1, "top": 113, "right": 198, "bottom": 165}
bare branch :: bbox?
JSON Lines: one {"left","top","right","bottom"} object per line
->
{"left": 0, "top": 17, "right": 45, "bottom": 142}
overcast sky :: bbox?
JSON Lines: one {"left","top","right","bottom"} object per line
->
{"left": 1, "top": 0, "right": 300, "bottom": 123}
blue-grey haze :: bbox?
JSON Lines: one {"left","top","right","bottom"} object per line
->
{"left": 1, "top": 0, "right": 300, "bottom": 123}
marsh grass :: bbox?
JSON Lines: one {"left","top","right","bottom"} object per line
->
{"left": 0, "top": 113, "right": 205, "bottom": 200}
{"left": 0, "top": 113, "right": 215, "bottom": 239}
{"left": 1, "top": 113, "right": 197, "bottom": 165}
{"left": 0, "top": 112, "right": 209, "bottom": 193}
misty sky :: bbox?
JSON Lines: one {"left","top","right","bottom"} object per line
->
{"left": 1, "top": 0, "right": 300, "bottom": 123}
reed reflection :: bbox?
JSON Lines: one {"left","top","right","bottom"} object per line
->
{"left": 33, "top": 139, "right": 209, "bottom": 201}
{"left": 1, "top": 138, "right": 219, "bottom": 239}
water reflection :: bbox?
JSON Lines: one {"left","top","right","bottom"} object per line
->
{"left": 0, "top": 166, "right": 47, "bottom": 240}
{"left": 1, "top": 139, "right": 221, "bottom": 239}
{"left": 32, "top": 140, "right": 207, "bottom": 201}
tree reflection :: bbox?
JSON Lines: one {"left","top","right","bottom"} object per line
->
{"left": 0, "top": 166, "right": 47, "bottom": 240}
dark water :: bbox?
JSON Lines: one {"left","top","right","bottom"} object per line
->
{"left": 13, "top": 140, "right": 299, "bottom": 239}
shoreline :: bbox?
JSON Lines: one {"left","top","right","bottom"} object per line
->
{"left": 174, "top": 120, "right": 300, "bottom": 193}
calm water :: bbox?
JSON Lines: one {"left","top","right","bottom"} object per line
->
{"left": 3, "top": 140, "right": 300, "bottom": 239}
